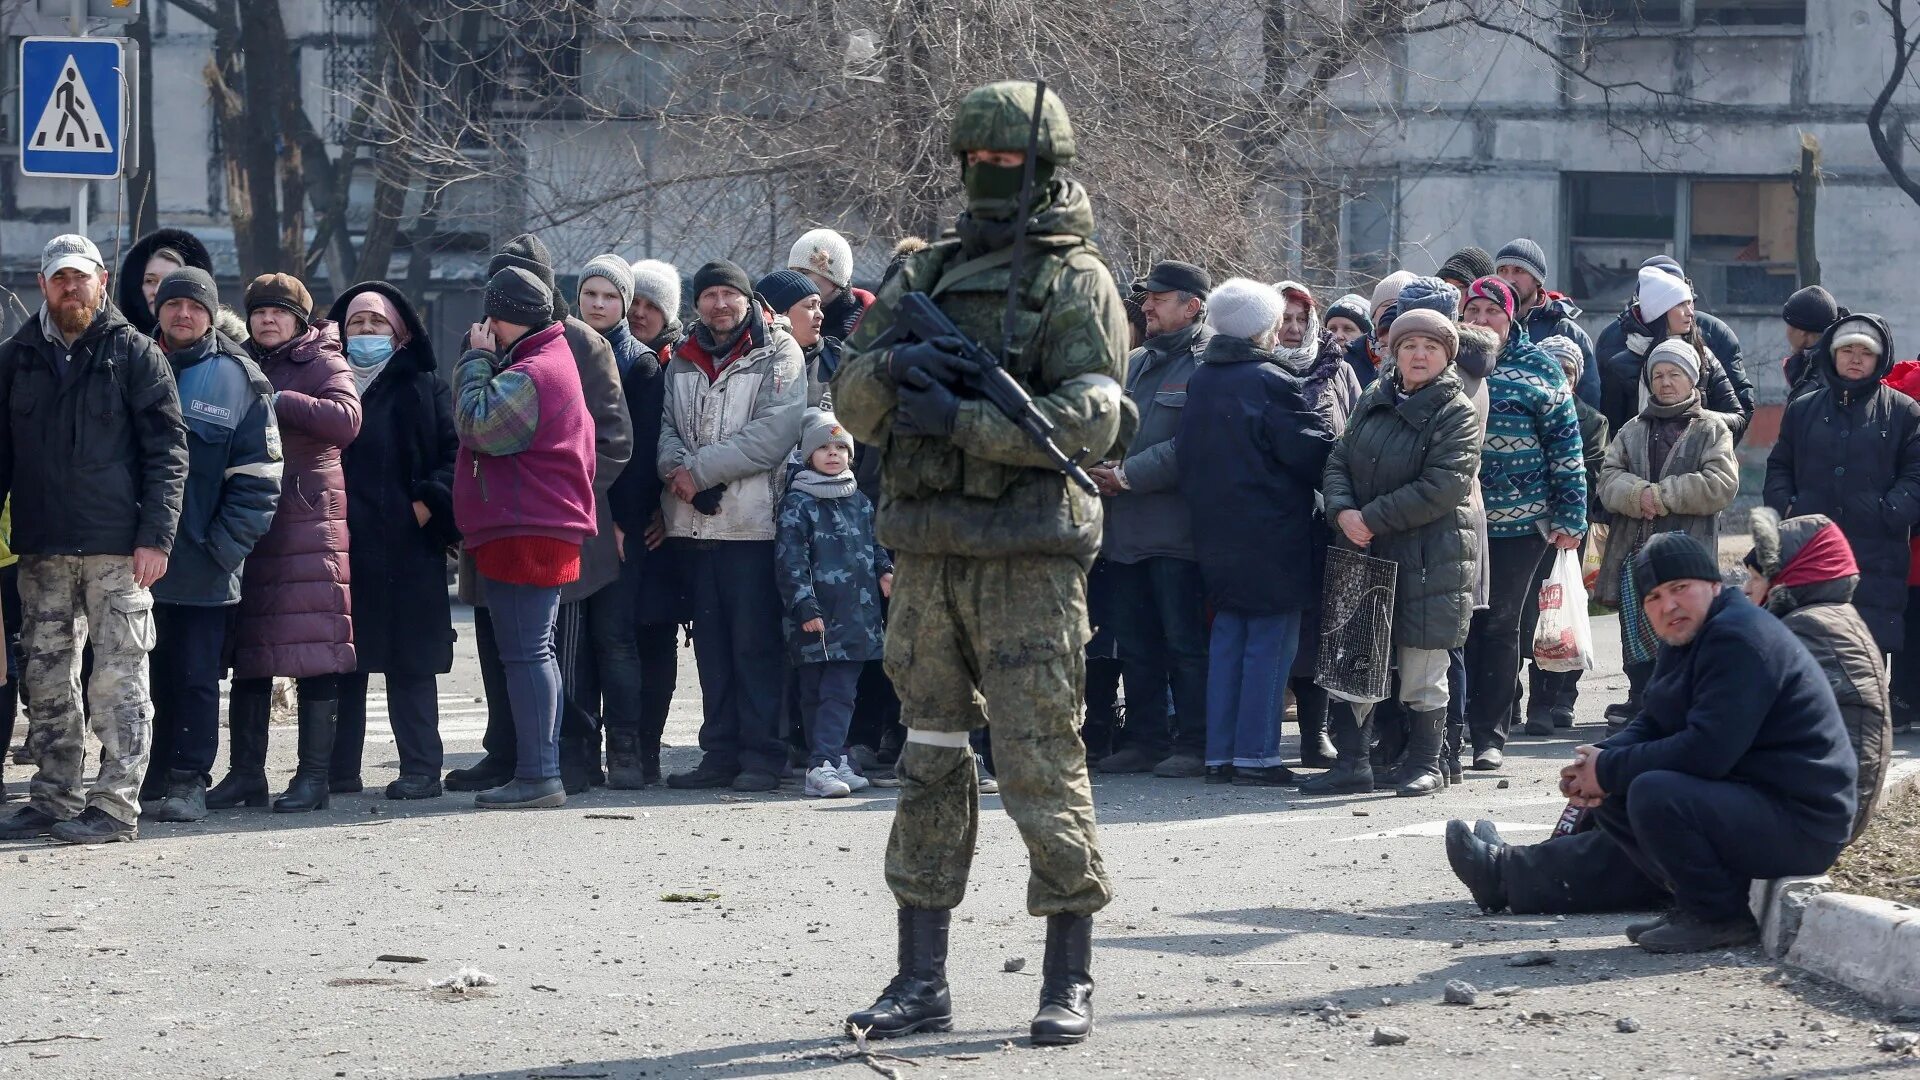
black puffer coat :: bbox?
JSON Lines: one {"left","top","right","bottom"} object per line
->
{"left": 326, "top": 283, "right": 458, "bottom": 676}
{"left": 1598, "top": 304, "right": 1749, "bottom": 443}
{"left": 1322, "top": 366, "right": 1483, "bottom": 650}
{"left": 1765, "top": 313, "right": 1920, "bottom": 652}
{"left": 1596, "top": 303, "right": 1754, "bottom": 433}
{"left": 118, "top": 228, "right": 215, "bottom": 336}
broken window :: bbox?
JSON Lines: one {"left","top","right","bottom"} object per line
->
{"left": 1565, "top": 173, "right": 1797, "bottom": 311}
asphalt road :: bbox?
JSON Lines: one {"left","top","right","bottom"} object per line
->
{"left": 2, "top": 606, "right": 1916, "bottom": 1079}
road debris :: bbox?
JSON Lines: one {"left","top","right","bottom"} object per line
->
{"left": 1371, "top": 1026, "right": 1410, "bottom": 1046}
{"left": 1443, "top": 980, "right": 1478, "bottom": 1005}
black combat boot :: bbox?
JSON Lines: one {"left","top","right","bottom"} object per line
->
{"left": 605, "top": 725, "right": 646, "bottom": 790}
{"left": 847, "top": 908, "right": 953, "bottom": 1039}
{"left": 50, "top": 806, "right": 135, "bottom": 844}
{"left": 1298, "top": 702, "right": 1374, "bottom": 795}
{"left": 147, "top": 769, "right": 209, "bottom": 823}
{"left": 1395, "top": 708, "right": 1449, "bottom": 796}
{"left": 273, "top": 697, "right": 336, "bottom": 813}
{"left": 1030, "top": 913, "right": 1094, "bottom": 1045}
{"left": 206, "top": 690, "right": 271, "bottom": 809}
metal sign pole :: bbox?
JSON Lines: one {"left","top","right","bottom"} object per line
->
{"left": 70, "top": 0, "right": 86, "bottom": 235}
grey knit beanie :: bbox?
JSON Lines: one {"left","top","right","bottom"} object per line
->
{"left": 580, "top": 254, "right": 634, "bottom": 311}
{"left": 629, "top": 258, "right": 683, "bottom": 317}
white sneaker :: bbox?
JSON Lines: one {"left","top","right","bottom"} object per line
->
{"left": 835, "top": 755, "right": 871, "bottom": 792}
{"left": 804, "top": 764, "right": 852, "bottom": 798}
{"left": 975, "top": 753, "right": 999, "bottom": 795}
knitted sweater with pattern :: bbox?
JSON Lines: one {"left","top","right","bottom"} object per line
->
{"left": 1481, "top": 328, "right": 1588, "bottom": 539}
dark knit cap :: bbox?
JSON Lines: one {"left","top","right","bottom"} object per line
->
{"left": 1632, "top": 531, "right": 1723, "bottom": 593}
{"left": 485, "top": 266, "right": 554, "bottom": 328}
{"left": 154, "top": 267, "right": 219, "bottom": 318}
{"left": 755, "top": 269, "right": 819, "bottom": 316}
{"left": 1438, "top": 246, "right": 1495, "bottom": 285}
{"left": 1782, "top": 285, "right": 1842, "bottom": 333}
{"left": 692, "top": 260, "right": 754, "bottom": 303}
{"left": 1140, "top": 259, "right": 1211, "bottom": 299}
{"left": 244, "top": 273, "right": 312, "bottom": 324}
{"left": 488, "top": 233, "right": 562, "bottom": 320}
{"left": 1495, "top": 238, "right": 1550, "bottom": 285}
{"left": 1325, "top": 293, "right": 1373, "bottom": 336}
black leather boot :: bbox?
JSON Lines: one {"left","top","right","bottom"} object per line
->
{"left": 847, "top": 908, "right": 953, "bottom": 1039}
{"left": 1395, "top": 708, "right": 1449, "bottom": 796}
{"left": 1030, "top": 913, "right": 1094, "bottom": 1045}
{"left": 274, "top": 697, "right": 336, "bottom": 813}
{"left": 206, "top": 690, "right": 271, "bottom": 809}
{"left": 330, "top": 697, "right": 365, "bottom": 794}
{"left": 605, "top": 725, "right": 645, "bottom": 790}
{"left": 1298, "top": 702, "right": 1374, "bottom": 795}
{"left": 559, "top": 735, "right": 593, "bottom": 795}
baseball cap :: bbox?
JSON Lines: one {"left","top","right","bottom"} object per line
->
{"left": 42, "top": 234, "right": 104, "bottom": 278}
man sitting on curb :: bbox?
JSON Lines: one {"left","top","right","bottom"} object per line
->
{"left": 1450, "top": 532, "right": 1857, "bottom": 953}
{"left": 1446, "top": 519, "right": 1891, "bottom": 925}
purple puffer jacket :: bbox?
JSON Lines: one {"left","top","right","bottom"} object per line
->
{"left": 232, "top": 320, "right": 362, "bottom": 679}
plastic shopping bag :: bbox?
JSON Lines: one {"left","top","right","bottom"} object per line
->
{"left": 1533, "top": 547, "right": 1595, "bottom": 673}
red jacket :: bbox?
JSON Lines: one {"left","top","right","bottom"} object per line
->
{"left": 1885, "top": 359, "right": 1920, "bottom": 584}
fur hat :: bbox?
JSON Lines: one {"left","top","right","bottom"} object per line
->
{"left": 800, "top": 407, "right": 854, "bottom": 461}
{"left": 1205, "top": 278, "right": 1286, "bottom": 342}
{"left": 580, "top": 254, "right": 635, "bottom": 311}
{"left": 1385, "top": 307, "right": 1460, "bottom": 362}
{"left": 628, "top": 259, "right": 682, "bottom": 317}
{"left": 789, "top": 228, "right": 854, "bottom": 289}
{"left": 1830, "top": 315, "right": 1886, "bottom": 358}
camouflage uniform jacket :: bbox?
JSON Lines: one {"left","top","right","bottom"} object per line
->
{"left": 831, "top": 180, "right": 1131, "bottom": 565}
{"left": 775, "top": 482, "right": 893, "bottom": 664}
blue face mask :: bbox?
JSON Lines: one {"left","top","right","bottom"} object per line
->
{"left": 345, "top": 334, "right": 395, "bottom": 368}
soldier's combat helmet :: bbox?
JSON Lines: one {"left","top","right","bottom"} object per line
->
{"left": 949, "top": 81, "right": 1076, "bottom": 165}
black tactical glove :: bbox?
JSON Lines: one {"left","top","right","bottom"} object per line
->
{"left": 691, "top": 485, "right": 726, "bottom": 516}
{"left": 894, "top": 368, "right": 960, "bottom": 438}
{"left": 888, "top": 337, "right": 977, "bottom": 387}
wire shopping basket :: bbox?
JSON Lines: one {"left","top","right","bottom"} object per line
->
{"left": 1315, "top": 547, "right": 1398, "bottom": 704}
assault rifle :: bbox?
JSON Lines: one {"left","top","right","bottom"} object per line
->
{"left": 873, "top": 78, "right": 1100, "bottom": 497}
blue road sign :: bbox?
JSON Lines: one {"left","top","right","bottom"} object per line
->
{"left": 20, "top": 36, "right": 125, "bottom": 180}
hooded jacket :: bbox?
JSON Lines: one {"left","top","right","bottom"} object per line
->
{"left": 775, "top": 479, "right": 893, "bottom": 663}
{"left": 822, "top": 287, "right": 875, "bottom": 342}
{"left": 233, "top": 320, "right": 361, "bottom": 679}
{"left": 1104, "top": 319, "right": 1209, "bottom": 564}
{"left": 1765, "top": 312, "right": 1920, "bottom": 651}
{"left": 326, "top": 282, "right": 458, "bottom": 676}
{"left": 1178, "top": 335, "right": 1335, "bottom": 615}
{"left": 1748, "top": 510, "right": 1893, "bottom": 843}
{"left": 1323, "top": 365, "right": 1484, "bottom": 649}
{"left": 152, "top": 326, "right": 281, "bottom": 607}
{"left": 658, "top": 306, "right": 807, "bottom": 543}
{"left": 0, "top": 300, "right": 188, "bottom": 559}
{"left": 117, "top": 228, "right": 215, "bottom": 336}
{"left": 1598, "top": 588, "right": 1859, "bottom": 849}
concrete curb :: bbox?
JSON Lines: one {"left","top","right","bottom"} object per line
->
{"left": 1756, "top": 759, "right": 1920, "bottom": 1009}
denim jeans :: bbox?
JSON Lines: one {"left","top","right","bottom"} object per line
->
{"left": 149, "top": 603, "right": 231, "bottom": 779}
{"left": 1204, "top": 609, "right": 1301, "bottom": 768}
{"left": 798, "top": 659, "right": 862, "bottom": 766}
{"left": 1109, "top": 557, "right": 1210, "bottom": 757}
{"left": 482, "top": 577, "right": 563, "bottom": 781}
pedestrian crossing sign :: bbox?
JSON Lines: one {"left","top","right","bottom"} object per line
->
{"left": 19, "top": 37, "right": 125, "bottom": 179}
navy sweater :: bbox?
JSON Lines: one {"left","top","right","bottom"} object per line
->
{"left": 1597, "top": 588, "right": 1859, "bottom": 845}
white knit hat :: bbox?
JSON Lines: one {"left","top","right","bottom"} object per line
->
{"left": 1205, "top": 278, "right": 1286, "bottom": 342}
{"left": 628, "top": 259, "right": 682, "bottom": 317}
{"left": 1829, "top": 315, "right": 1886, "bottom": 358}
{"left": 1636, "top": 265, "right": 1693, "bottom": 324}
{"left": 789, "top": 228, "right": 854, "bottom": 289}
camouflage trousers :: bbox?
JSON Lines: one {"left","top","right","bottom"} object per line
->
{"left": 20, "top": 555, "right": 156, "bottom": 825}
{"left": 882, "top": 553, "right": 1112, "bottom": 916}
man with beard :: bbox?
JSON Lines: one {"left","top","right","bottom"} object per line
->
{"left": 0, "top": 235, "right": 188, "bottom": 844}
{"left": 834, "top": 81, "right": 1129, "bottom": 1045}
{"left": 1553, "top": 533, "right": 1857, "bottom": 953}
{"left": 1493, "top": 238, "right": 1600, "bottom": 406}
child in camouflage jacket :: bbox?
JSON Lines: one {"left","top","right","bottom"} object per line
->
{"left": 777, "top": 409, "right": 894, "bottom": 797}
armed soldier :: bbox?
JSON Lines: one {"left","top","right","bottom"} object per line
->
{"left": 834, "top": 81, "right": 1131, "bottom": 1046}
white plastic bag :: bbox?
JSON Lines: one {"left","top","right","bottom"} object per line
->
{"left": 1533, "top": 547, "right": 1594, "bottom": 673}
